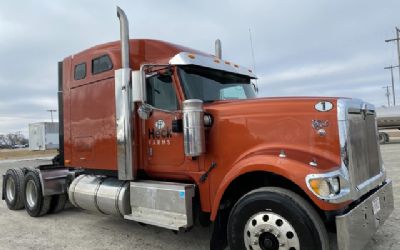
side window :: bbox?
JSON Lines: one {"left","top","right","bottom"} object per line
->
{"left": 74, "top": 63, "right": 86, "bottom": 80}
{"left": 92, "top": 55, "right": 113, "bottom": 75}
{"left": 146, "top": 74, "right": 178, "bottom": 111}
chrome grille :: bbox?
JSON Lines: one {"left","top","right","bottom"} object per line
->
{"left": 346, "top": 109, "right": 381, "bottom": 187}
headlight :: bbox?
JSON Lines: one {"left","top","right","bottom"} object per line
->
{"left": 308, "top": 176, "right": 340, "bottom": 197}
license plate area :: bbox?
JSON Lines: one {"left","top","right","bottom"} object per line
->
{"left": 372, "top": 196, "right": 381, "bottom": 215}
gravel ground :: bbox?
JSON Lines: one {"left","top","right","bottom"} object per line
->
{"left": 0, "top": 143, "right": 399, "bottom": 250}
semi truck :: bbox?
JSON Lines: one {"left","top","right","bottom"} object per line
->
{"left": 2, "top": 7, "right": 394, "bottom": 250}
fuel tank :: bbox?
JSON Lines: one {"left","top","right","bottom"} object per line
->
{"left": 376, "top": 106, "right": 400, "bottom": 128}
{"left": 68, "top": 175, "right": 131, "bottom": 217}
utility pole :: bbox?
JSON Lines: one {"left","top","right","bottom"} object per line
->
{"left": 385, "top": 27, "right": 400, "bottom": 102}
{"left": 382, "top": 86, "right": 391, "bottom": 107}
{"left": 384, "top": 65, "right": 399, "bottom": 106}
{"left": 47, "top": 109, "right": 57, "bottom": 123}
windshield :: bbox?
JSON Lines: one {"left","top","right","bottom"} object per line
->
{"left": 178, "top": 66, "right": 256, "bottom": 102}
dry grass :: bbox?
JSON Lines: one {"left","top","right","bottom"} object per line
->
{"left": 0, "top": 149, "right": 57, "bottom": 160}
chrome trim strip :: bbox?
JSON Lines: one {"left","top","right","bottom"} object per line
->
{"left": 169, "top": 52, "right": 257, "bottom": 79}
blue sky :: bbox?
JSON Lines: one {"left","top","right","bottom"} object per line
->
{"left": 0, "top": 0, "right": 399, "bottom": 135}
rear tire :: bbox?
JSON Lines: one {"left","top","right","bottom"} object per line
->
{"left": 23, "top": 169, "right": 51, "bottom": 217}
{"left": 4, "top": 168, "right": 25, "bottom": 210}
{"left": 227, "top": 187, "right": 329, "bottom": 250}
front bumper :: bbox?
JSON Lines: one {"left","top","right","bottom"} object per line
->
{"left": 335, "top": 180, "right": 394, "bottom": 250}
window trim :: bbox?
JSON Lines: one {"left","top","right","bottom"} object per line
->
{"left": 92, "top": 54, "right": 113, "bottom": 75}
{"left": 74, "top": 62, "right": 87, "bottom": 80}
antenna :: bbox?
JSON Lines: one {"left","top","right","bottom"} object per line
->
{"left": 249, "top": 28, "right": 258, "bottom": 92}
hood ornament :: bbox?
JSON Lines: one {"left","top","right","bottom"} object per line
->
{"left": 312, "top": 120, "right": 329, "bottom": 130}
{"left": 312, "top": 120, "right": 329, "bottom": 137}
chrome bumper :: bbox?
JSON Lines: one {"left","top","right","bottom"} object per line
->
{"left": 335, "top": 181, "right": 394, "bottom": 250}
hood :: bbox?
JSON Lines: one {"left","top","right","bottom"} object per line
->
{"left": 203, "top": 97, "right": 342, "bottom": 170}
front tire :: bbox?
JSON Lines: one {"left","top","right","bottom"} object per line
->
{"left": 227, "top": 187, "right": 329, "bottom": 250}
{"left": 23, "top": 169, "right": 51, "bottom": 217}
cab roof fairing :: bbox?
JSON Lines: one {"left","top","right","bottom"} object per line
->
{"left": 169, "top": 52, "right": 257, "bottom": 79}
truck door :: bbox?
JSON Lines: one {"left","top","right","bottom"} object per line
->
{"left": 143, "top": 71, "right": 185, "bottom": 171}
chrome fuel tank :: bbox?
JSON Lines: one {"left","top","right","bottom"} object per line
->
{"left": 68, "top": 175, "right": 131, "bottom": 217}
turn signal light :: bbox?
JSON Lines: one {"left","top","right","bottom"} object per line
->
{"left": 309, "top": 177, "right": 340, "bottom": 197}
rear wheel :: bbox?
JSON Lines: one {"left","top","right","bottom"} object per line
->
{"left": 23, "top": 169, "right": 51, "bottom": 217}
{"left": 4, "top": 168, "right": 25, "bottom": 210}
{"left": 227, "top": 187, "right": 329, "bottom": 250}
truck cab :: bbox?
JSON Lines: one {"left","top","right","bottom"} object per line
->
{"left": 2, "top": 7, "right": 394, "bottom": 250}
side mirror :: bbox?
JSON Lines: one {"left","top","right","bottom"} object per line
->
{"left": 132, "top": 70, "right": 145, "bottom": 103}
{"left": 138, "top": 103, "right": 153, "bottom": 120}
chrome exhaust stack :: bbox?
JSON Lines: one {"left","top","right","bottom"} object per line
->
{"left": 117, "top": 7, "right": 130, "bottom": 68}
{"left": 115, "top": 6, "right": 135, "bottom": 180}
{"left": 215, "top": 39, "right": 222, "bottom": 59}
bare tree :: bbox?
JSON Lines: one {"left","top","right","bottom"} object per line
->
{"left": 0, "top": 133, "right": 28, "bottom": 147}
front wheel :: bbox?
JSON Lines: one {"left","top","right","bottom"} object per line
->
{"left": 227, "top": 187, "right": 329, "bottom": 250}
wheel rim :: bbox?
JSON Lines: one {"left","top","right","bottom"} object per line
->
{"left": 6, "top": 177, "right": 16, "bottom": 202}
{"left": 26, "top": 180, "right": 38, "bottom": 208}
{"left": 379, "top": 134, "right": 385, "bottom": 143}
{"left": 244, "top": 212, "right": 300, "bottom": 250}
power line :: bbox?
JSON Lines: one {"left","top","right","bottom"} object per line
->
{"left": 385, "top": 27, "right": 400, "bottom": 106}
{"left": 382, "top": 85, "right": 391, "bottom": 107}
{"left": 47, "top": 109, "right": 57, "bottom": 123}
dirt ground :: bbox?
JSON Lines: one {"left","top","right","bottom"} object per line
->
{"left": 0, "top": 143, "right": 399, "bottom": 249}
{"left": 0, "top": 148, "right": 57, "bottom": 160}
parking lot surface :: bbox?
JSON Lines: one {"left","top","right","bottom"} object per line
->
{"left": 0, "top": 143, "right": 399, "bottom": 249}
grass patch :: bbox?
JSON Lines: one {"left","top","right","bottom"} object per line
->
{"left": 0, "top": 149, "right": 57, "bottom": 160}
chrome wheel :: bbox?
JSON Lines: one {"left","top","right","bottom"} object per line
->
{"left": 6, "top": 177, "right": 16, "bottom": 202}
{"left": 244, "top": 212, "right": 300, "bottom": 250}
{"left": 25, "top": 180, "right": 38, "bottom": 208}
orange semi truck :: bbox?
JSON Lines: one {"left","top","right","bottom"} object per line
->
{"left": 2, "top": 7, "right": 394, "bottom": 250}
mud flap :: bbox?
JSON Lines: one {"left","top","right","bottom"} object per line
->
{"left": 210, "top": 209, "right": 229, "bottom": 250}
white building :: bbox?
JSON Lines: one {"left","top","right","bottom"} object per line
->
{"left": 29, "top": 122, "right": 59, "bottom": 151}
